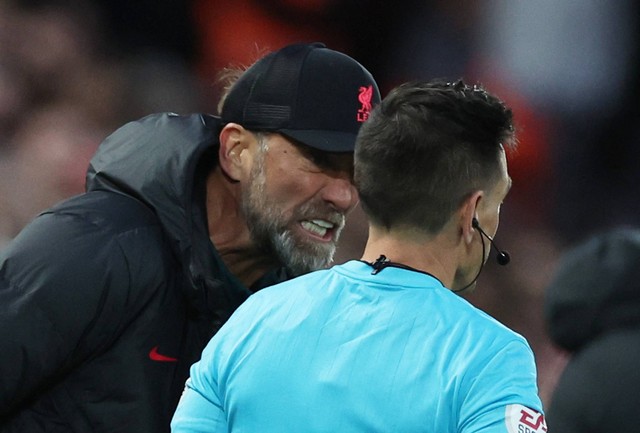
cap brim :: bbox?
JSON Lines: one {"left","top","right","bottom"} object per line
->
{"left": 278, "top": 129, "right": 357, "bottom": 152}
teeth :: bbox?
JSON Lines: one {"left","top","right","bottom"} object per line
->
{"left": 301, "top": 220, "right": 334, "bottom": 237}
{"left": 311, "top": 219, "right": 334, "bottom": 228}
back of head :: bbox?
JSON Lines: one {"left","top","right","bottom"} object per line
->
{"left": 220, "top": 42, "right": 381, "bottom": 153}
{"left": 354, "top": 79, "right": 515, "bottom": 233}
{"left": 545, "top": 227, "right": 640, "bottom": 352}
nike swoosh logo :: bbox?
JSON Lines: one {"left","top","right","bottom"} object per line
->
{"left": 149, "top": 346, "right": 178, "bottom": 362}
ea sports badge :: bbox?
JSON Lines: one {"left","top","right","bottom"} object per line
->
{"left": 505, "top": 404, "right": 547, "bottom": 433}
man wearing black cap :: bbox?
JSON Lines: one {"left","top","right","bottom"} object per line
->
{"left": 0, "top": 43, "right": 380, "bottom": 432}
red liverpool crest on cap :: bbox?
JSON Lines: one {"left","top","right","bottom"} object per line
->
{"left": 357, "top": 85, "right": 373, "bottom": 122}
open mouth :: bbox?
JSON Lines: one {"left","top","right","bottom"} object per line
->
{"left": 300, "top": 219, "right": 336, "bottom": 241}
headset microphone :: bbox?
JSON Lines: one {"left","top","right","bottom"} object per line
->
{"left": 472, "top": 218, "right": 511, "bottom": 266}
{"left": 454, "top": 218, "right": 511, "bottom": 293}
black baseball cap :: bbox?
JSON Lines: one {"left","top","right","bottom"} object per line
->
{"left": 221, "top": 42, "right": 380, "bottom": 152}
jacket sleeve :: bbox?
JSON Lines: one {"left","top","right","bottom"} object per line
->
{"left": 0, "top": 209, "right": 136, "bottom": 415}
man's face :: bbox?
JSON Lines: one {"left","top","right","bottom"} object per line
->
{"left": 478, "top": 148, "right": 512, "bottom": 255}
{"left": 241, "top": 133, "right": 358, "bottom": 276}
{"left": 452, "top": 148, "right": 512, "bottom": 291}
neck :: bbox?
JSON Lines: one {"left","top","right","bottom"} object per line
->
{"left": 360, "top": 226, "right": 457, "bottom": 288}
{"left": 205, "top": 169, "right": 279, "bottom": 287}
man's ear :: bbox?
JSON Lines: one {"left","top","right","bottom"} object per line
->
{"left": 460, "top": 191, "right": 483, "bottom": 245}
{"left": 218, "top": 123, "right": 253, "bottom": 181}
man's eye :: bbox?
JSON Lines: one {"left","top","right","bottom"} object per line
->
{"left": 311, "top": 153, "right": 330, "bottom": 169}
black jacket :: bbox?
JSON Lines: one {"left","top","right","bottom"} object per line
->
{"left": 0, "top": 113, "right": 287, "bottom": 432}
{"left": 544, "top": 228, "right": 640, "bottom": 433}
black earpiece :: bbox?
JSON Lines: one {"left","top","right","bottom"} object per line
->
{"left": 472, "top": 218, "right": 510, "bottom": 266}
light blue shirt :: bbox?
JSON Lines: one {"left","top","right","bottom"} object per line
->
{"left": 172, "top": 261, "right": 544, "bottom": 432}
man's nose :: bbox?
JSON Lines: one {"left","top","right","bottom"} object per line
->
{"left": 320, "top": 175, "right": 358, "bottom": 213}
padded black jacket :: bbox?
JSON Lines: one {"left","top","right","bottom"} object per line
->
{"left": 0, "top": 113, "right": 287, "bottom": 432}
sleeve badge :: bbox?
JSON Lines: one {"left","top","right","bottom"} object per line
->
{"left": 505, "top": 404, "right": 547, "bottom": 433}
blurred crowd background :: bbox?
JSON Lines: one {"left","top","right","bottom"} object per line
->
{"left": 1, "top": 0, "right": 639, "bottom": 408}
